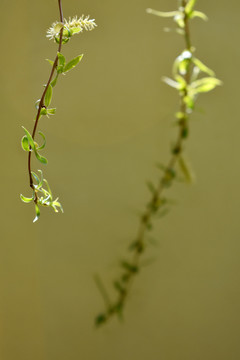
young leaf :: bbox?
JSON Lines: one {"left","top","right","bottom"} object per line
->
{"left": 21, "top": 135, "right": 30, "bottom": 151}
{"left": 43, "top": 179, "right": 53, "bottom": 199}
{"left": 47, "top": 108, "right": 56, "bottom": 115}
{"left": 40, "top": 108, "right": 47, "bottom": 116}
{"left": 37, "top": 131, "right": 46, "bottom": 150}
{"left": 34, "top": 150, "right": 48, "bottom": 165}
{"left": 33, "top": 204, "right": 40, "bottom": 223}
{"left": 22, "top": 127, "right": 35, "bottom": 150}
{"left": 192, "top": 57, "right": 215, "bottom": 77}
{"left": 46, "top": 59, "right": 54, "bottom": 66}
{"left": 191, "top": 77, "right": 222, "bottom": 94}
{"left": 20, "top": 194, "right": 34, "bottom": 203}
{"left": 185, "top": 0, "right": 197, "bottom": 16}
{"left": 51, "top": 75, "right": 58, "bottom": 88}
{"left": 64, "top": 55, "right": 83, "bottom": 73}
{"left": 121, "top": 261, "right": 138, "bottom": 273}
{"left": 190, "top": 11, "right": 208, "bottom": 21}
{"left": 57, "top": 52, "right": 66, "bottom": 67}
{"left": 162, "top": 76, "right": 181, "bottom": 89}
{"left": 146, "top": 8, "right": 181, "bottom": 18}
{"left": 44, "top": 84, "right": 53, "bottom": 107}
{"left": 31, "top": 171, "right": 40, "bottom": 185}
{"left": 178, "top": 156, "right": 195, "bottom": 183}
{"left": 31, "top": 170, "right": 44, "bottom": 188}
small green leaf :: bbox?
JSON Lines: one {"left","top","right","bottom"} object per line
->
{"left": 44, "top": 84, "right": 53, "bottom": 107}
{"left": 184, "top": 94, "right": 195, "bottom": 109}
{"left": 57, "top": 52, "right": 66, "bottom": 67}
{"left": 47, "top": 108, "right": 56, "bottom": 115}
{"left": 20, "top": 194, "right": 34, "bottom": 203}
{"left": 51, "top": 75, "right": 58, "bottom": 88}
{"left": 121, "top": 261, "right": 138, "bottom": 273}
{"left": 146, "top": 8, "right": 181, "bottom": 18}
{"left": 33, "top": 204, "right": 40, "bottom": 223}
{"left": 64, "top": 55, "right": 83, "bottom": 73}
{"left": 174, "top": 13, "right": 185, "bottom": 28}
{"left": 185, "top": 0, "right": 197, "bottom": 15}
{"left": 190, "top": 11, "right": 208, "bottom": 21}
{"left": 37, "top": 132, "right": 46, "bottom": 150}
{"left": 34, "top": 150, "right": 48, "bottom": 165}
{"left": 191, "top": 77, "right": 222, "bottom": 94}
{"left": 46, "top": 59, "right": 54, "bottom": 66}
{"left": 175, "top": 75, "right": 187, "bottom": 90}
{"left": 178, "top": 156, "right": 195, "bottom": 183}
{"left": 21, "top": 135, "right": 30, "bottom": 151}
{"left": 22, "top": 127, "right": 35, "bottom": 150}
{"left": 43, "top": 179, "right": 52, "bottom": 198}
{"left": 162, "top": 76, "right": 181, "bottom": 89}
{"left": 36, "top": 170, "right": 43, "bottom": 188}
{"left": 40, "top": 108, "right": 47, "bottom": 116}
{"left": 192, "top": 57, "right": 215, "bottom": 77}
{"left": 175, "top": 112, "right": 186, "bottom": 120}
{"left": 31, "top": 171, "right": 40, "bottom": 185}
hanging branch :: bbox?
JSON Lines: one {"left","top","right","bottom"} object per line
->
{"left": 95, "top": 0, "right": 221, "bottom": 326}
{"left": 20, "top": 1, "right": 97, "bottom": 222}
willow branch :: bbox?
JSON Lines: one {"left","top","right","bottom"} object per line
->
{"left": 28, "top": 0, "right": 64, "bottom": 193}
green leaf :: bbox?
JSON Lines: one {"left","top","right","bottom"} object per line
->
{"left": 34, "top": 150, "right": 48, "bottom": 165}
{"left": 46, "top": 59, "right": 54, "bottom": 66}
{"left": 33, "top": 204, "right": 40, "bottom": 223}
{"left": 174, "top": 13, "right": 185, "bottom": 28}
{"left": 51, "top": 199, "right": 64, "bottom": 213}
{"left": 191, "top": 77, "right": 222, "bottom": 94}
{"left": 22, "top": 127, "right": 35, "bottom": 150}
{"left": 43, "top": 179, "right": 52, "bottom": 198}
{"left": 47, "top": 108, "right": 56, "bottom": 115}
{"left": 44, "top": 84, "right": 53, "bottom": 107}
{"left": 175, "top": 75, "right": 187, "bottom": 90}
{"left": 121, "top": 261, "right": 138, "bottom": 273}
{"left": 178, "top": 156, "right": 195, "bottom": 183}
{"left": 37, "top": 131, "right": 46, "bottom": 150}
{"left": 64, "top": 55, "right": 83, "bottom": 73}
{"left": 57, "top": 52, "right": 66, "bottom": 67}
{"left": 192, "top": 57, "right": 215, "bottom": 76}
{"left": 40, "top": 108, "right": 47, "bottom": 116}
{"left": 31, "top": 170, "right": 43, "bottom": 188}
{"left": 21, "top": 135, "right": 30, "bottom": 151}
{"left": 51, "top": 75, "right": 58, "bottom": 88}
{"left": 190, "top": 10, "right": 208, "bottom": 21}
{"left": 184, "top": 94, "right": 195, "bottom": 109}
{"left": 20, "top": 194, "right": 34, "bottom": 203}
{"left": 162, "top": 76, "right": 181, "bottom": 89}
{"left": 185, "top": 0, "right": 197, "bottom": 15}
{"left": 175, "top": 112, "right": 186, "bottom": 120}
{"left": 31, "top": 171, "right": 40, "bottom": 185}
{"left": 146, "top": 8, "right": 181, "bottom": 18}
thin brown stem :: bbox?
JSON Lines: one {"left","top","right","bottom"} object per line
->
{"left": 28, "top": 0, "right": 64, "bottom": 193}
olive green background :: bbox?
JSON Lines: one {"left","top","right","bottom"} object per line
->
{"left": 1, "top": 0, "right": 240, "bottom": 359}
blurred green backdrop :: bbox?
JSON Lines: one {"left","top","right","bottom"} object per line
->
{"left": 1, "top": 0, "right": 240, "bottom": 359}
